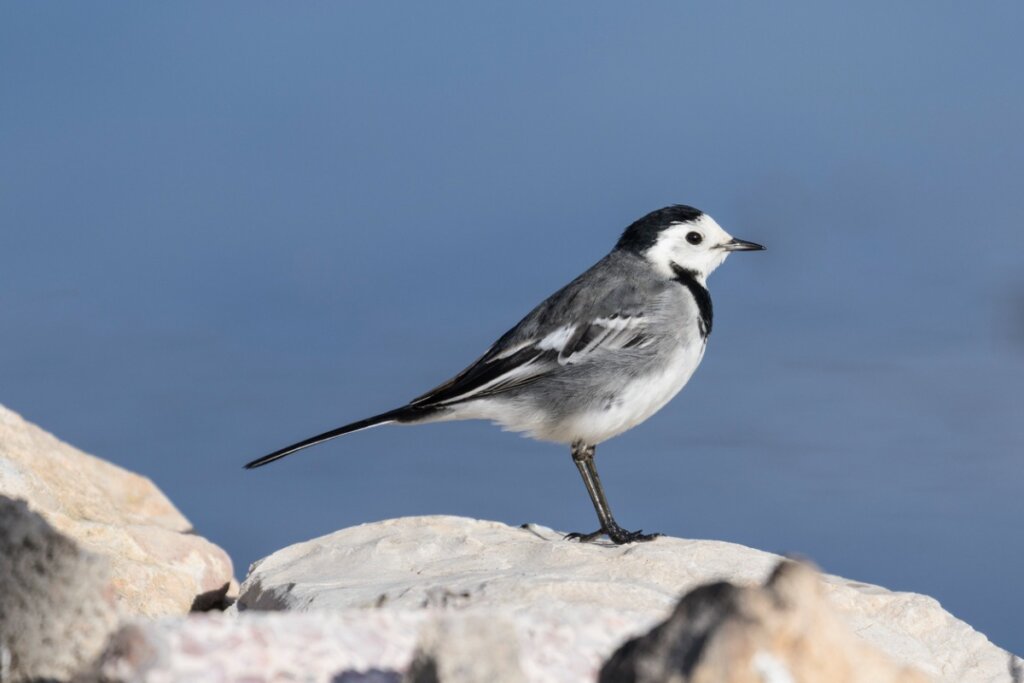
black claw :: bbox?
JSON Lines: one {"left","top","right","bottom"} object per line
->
{"left": 564, "top": 526, "right": 662, "bottom": 545}
{"left": 604, "top": 523, "right": 662, "bottom": 544}
{"left": 608, "top": 528, "right": 662, "bottom": 544}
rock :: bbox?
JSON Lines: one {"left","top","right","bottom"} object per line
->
{"left": 599, "top": 560, "right": 929, "bottom": 683}
{"left": 0, "top": 404, "right": 233, "bottom": 617}
{"left": 405, "top": 614, "right": 526, "bottom": 683}
{"left": 84, "top": 612, "right": 422, "bottom": 683}
{"left": 83, "top": 607, "right": 642, "bottom": 683}
{"left": 0, "top": 496, "right": 120, "bottom": 683}
{"left": 237, "top": 516, "right": 1022, "bottom": 683}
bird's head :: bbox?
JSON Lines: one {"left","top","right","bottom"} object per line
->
{"left": 616, "top": 205, "right": 764, "bottom": 282}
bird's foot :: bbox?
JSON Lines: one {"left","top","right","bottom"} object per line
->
{"left": 564, "top": 529, "right": 605, "bottom": 543}
{"left": 565, "top": 523, "right": 661, "bottom": 545}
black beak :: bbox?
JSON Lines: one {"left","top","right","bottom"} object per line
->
{"left": 722, "top": 237, "right": 765, "bottom": 252}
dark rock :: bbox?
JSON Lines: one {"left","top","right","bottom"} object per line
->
{"left": 599, "top": 561, "right": 929, "bottom": 683}
{"left": 0, "top": 496, "right": 119, "bottom": 682}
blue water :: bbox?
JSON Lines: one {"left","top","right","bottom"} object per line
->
{"left": 2, "top": 2, "right": 1022, "bottom": 654}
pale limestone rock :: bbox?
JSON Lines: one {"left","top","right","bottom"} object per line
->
{"left": 85, "top": 613, "right": 421, "bottom": 683}
{"left": 405, "top": 614, "right": 526, "bottom": 683}
{"left": 0, "top": 404, "right": 233, "bottom": 617}
{"left": 0, "top": 496, "right": 119, "bottom": 683}
{"left": 83, "top": 608, "right": 650, "bottom": 683}
{"left": 600, "top": 560, "right": 929, "bottom": 683}
{"left": 237, "top": 516, "right": 1022, "bottom": 683}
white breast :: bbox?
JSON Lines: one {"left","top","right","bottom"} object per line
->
{"left": 545, "top": 339, "right": 707, "bottom": 445}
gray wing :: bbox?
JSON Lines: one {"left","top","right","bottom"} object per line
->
{"left": 410, "top": 254, "right": 665, "bottom": 407}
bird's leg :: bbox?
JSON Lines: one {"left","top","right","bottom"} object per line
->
{"left": 565, "top": 441, "right": 661, "bottom": 544}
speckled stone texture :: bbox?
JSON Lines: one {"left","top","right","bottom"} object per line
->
{"left": 84, "top": 608, "right": 645, "bottom": 683}
{"left": 0, "top": 404, "right": 234, "bottom": 617}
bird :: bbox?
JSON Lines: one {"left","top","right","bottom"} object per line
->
{"left": 245, "top": 205, "right": 764, "bottom": 544}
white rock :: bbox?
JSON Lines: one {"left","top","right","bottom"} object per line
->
{"left": 0, "top": 404, "right": 233, "bottom": 617}
{"left": 84, "top": 608, "right": 638, "bottom": 683}
{"left": 237, "top": 516, "right": 1022, "bottom": 683}
{"left": 405, "top": 613, "right": 526, "bottom": 683}
{"left": 86, "top": 612, "right": 421, "bottom": 682}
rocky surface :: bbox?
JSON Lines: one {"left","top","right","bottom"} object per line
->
{"left": 0, "top": 496, "right": 120, "bottom": 683}
{"left": 236, "top": 516, "right": 1023, "bottom": 683}
{"left": 405, "top": 613, "right": 527, "bottom": 683}
{"left": 0, "top": 404, "right": 233, "bottom": 617}
{"left": 84, "top": 612, "right": 424, "bottom": 683}
{"left": 84, "top": 562, "right": 939, "bottom": 683}
{"left": 84, "top": 606, "right": 691, "bottom": 682}
{"left": 600, "top": 560, "right": 928, "bottom": 683}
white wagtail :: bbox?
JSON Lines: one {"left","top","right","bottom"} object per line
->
{"left": 246, "top": 205, "right": 764, "bottom": 544}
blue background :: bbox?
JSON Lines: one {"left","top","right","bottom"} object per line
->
{"left": 2, "top": 3, "right": 1022, "bottom": 654}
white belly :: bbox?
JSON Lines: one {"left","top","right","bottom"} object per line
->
{"left": 553, "top": 342, "right": 706, "bottom": 444}
{"left": 449, "top": 340, "right": 707, "bottom": 445}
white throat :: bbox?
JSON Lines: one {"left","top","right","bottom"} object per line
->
{"left": 642, "top": 214, "right": 731, "bottom": 280}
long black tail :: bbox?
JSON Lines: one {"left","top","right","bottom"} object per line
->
{"left": 243, "top": 406, "right": 427, "bottom": 470}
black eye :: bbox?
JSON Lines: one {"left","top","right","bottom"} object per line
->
{"left": 686, "top": 231, "right": 703, "bottom": 245}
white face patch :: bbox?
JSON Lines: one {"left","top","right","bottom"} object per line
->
{"left": 643, "top": 213, "right": 734, "bottom": 280}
